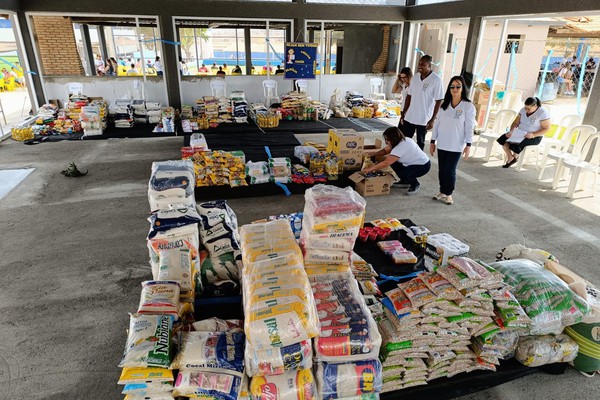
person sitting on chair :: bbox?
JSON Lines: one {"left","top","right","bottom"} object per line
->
{"left": 275, "top": 65, "right": 285, "bottom": 74}
{"left": 496, "top": 97, "right": 551, "bottom": 168}
{"left": 216, "top": 67, "right": 226, "bottom": 77}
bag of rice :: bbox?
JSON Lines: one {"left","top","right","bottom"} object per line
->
{"left": 171, "top": 331, "right": 245, "bottom": 372}
{"left": 119, "top": 314, "right": 175, "bottom": 368}
{"left": 245, "top": 339, "right": 313, "bottom": 377}
{"left": 317, "top": 360, "right": 382, "bottom": 399}
{"left": 399, "top": 278, "right": 436, "bottom": 308}
{"left": 515, "top": 334, "right": 579, "bottom": 367}
{"left": 420, "top": 272, "right": 463, "bottom": 301}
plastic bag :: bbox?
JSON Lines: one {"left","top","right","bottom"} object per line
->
{"left": 122, "top": 381, "right": 174, "bottom": 395}
{"left": 147, "top": 206, "right": 202, "bottom": 239}
{"left": 171, "top": 331, "right": 245, "bottom": 372}
{"left": 246, "top": 161, "right": 269, "bottom": 177}
{"left": 250, "top": 369, "right": 317, "bottom": 400}
{"left": 148, "top": 160, "right": 195, "bottom": 211}
{"left": 173, "top": 370, "right": 242, "bottom": 399}
{"left": 192, "top": 318, "right": 243, "bottom": 332}
{"left": 491, "top": 259, "right": 591, "bottom": 334}
{"left": 154, "top": 248, "right": 193, "bottom": 292}
{"left": 317, "top": 360, "right": 382, "bottom": 399}
{"left": 245, "top": 339, "right": 313, "bottom": 377}
{"left": 137, "top": 281, "right": 180, "bottom": 316}
{"left": 119, "top": 314, "right": 174, "bottom": 368}
{"left": 294, "top": 146, "right": 320, "bottom": 164}
{"left": 302, "top": 185, "right": 366, "bottom": 224}
{"left": 269, "top": 157, "right": 292, "bottom": 177}
{"left": 118, "top": 367, "right": 174, "bottom": 384}
{"left": 515, "top": 334, "right": 579, "bottom": 367}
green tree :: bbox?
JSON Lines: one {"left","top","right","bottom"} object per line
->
{"left": 138, "top": 27, "right": 156, "bottom": 53}
{"left": 178, "top": 28, "right": 209, "bottom": 60}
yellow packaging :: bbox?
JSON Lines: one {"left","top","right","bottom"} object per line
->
{"left": 247, "top": 302, "right": 317, "bottom": 349}
{"left": 118, "top": 367, "right": 174, "bottom": 384}
{"left": 251, "top": 369, "right": 317, "bottom": 400}
{"left": 305, "top": 265, "right": 352, "bottom": 276}
{"left": 308, "top": 215, "right": 364, "bottom": 234}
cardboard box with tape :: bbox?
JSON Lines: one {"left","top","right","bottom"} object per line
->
{"left": 349, "top": 171, "right": 395, "bottom": 196}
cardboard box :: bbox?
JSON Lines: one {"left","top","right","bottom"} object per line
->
{"left": 475, "top": 104, "right": 488, "bottom": 127}
{"left": 349, "top": 171, "right": 395, "bottom": 196}
{"left": 473, "top": 90, "right": 490, "bottom": 105}
{"left": 340, "top": 151, "right": 364, "bottom": 171}
{"left": 424, "top": 233, "right": 469, "bottom": 272}
{"left": 327, "top": 129, "right": 364, "bottom": 154}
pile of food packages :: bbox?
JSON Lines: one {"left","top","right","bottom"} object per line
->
{"left": 181, "top": 148, "right": 247, "bottom": 188}
{"left": 119, "top": 173, "right": 600, "bottom": 399}
{"left": 188, "top": 95, "right": 248, "bottom": 128}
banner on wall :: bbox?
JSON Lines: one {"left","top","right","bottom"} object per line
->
{"left": 284, "top": 42, "right": 318, "bottom": 80}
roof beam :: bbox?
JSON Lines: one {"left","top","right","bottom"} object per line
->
{"left": 407, "top": 0, "right": 600, "bottom": 21}
{"left": 21, "top": 0, "right": 406, "bottom": 21}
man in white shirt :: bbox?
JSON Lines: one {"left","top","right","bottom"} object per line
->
{"left": 400, "top": 55, "right": 445, "bottom": 150}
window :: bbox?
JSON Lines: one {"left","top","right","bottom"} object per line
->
{"left": 505, "top": 34, "right": 524, "bottom": 54}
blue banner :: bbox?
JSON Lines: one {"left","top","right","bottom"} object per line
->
{"left": 284, "top": 42, "right": 318, "bottom": 80}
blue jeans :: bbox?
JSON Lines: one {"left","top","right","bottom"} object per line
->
{"left": 437, "top": 149, "right": 462, "bottom": 196}
{"left": 399, "top": 120, "right": 427, "bottom": 150}
{"left": 390, "top": 160, "right": 431, "bottom": 188}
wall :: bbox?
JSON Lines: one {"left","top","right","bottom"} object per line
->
{"left": 180, "top": 73, "right": 398, "bottom": 105}
{"left": 43, "top": 76, "right": 168, "bottom": 105}
{"left": 342, "top": 26, "right": 384, "bottom": 74}
{"left": 31, "top": 16, "right": 85, "bottom": 76}
{"left": 474, "top": 21, "right": 551, "bottom": 98}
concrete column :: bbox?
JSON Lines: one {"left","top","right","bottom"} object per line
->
{"left": 157, "top": 15, "right": 181, "bottom": 109}
{"left": 583, "top": 80, "right": 600, "bottom": 127}
{"left": 293, "top": 18, "right": 305, "bottom": 43}
{"left": 244, "top": 27, "right": 252, "bottom": 75}
{"left": 16, "top": 12, "right": 45, "bottom": 108}
{"left": 98, "top": 26, "right": 108, "bottom": 60}
{"left": 81, "top": 24, "right": 96, "bottom": 76}
{"left": 461, "top": 16, "right": 482, "bottom": 76}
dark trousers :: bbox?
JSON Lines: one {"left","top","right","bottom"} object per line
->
{"left": 400, "top": 120, "right": 427, "bottom": 150}
{"left": 437, "top": 149, "right": 462, "bottom": 196}
{"left": 390, "top": 160, "right": 431, "bottom": 188}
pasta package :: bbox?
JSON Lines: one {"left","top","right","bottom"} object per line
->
{"left": 250, "top": 369, "right": 317, "bottom": 400}
{"left": 119, "top": 314, "right": 175, "bottom": 369}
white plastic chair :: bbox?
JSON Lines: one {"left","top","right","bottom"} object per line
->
{"left": 543, "top": 114, "right": 583, "bottom": 150}
{"left": 210, "top": 78, "right": 227, "bottom": 97}
{"left": 473, "top": 109, "right": 517, "bottom": 161}
{"left": 538, "top": 124, "right": 595, "bottom": 180}
{"left": 66, "top": 82, "right": 84, "bottom": 96}
{"left": 295, "top": 79, "right": 308, "bottom": 93}
{"left": 262, "top": 79, "right": 280, "bottom": 107}
{"left": 552, "top": 133, "right": 600, "bottom": 198}
{"left": 500, "top": 89, "right": 522, "bottom": 112}
{"left": 370, "top": 77, "right": 385, "bottom": 100}
{"left": 550, "top": 128, "right": 597, "bottom": 187}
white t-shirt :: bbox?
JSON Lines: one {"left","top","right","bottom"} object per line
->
{"left": 517, "top": 106, "right": 551, "bottom": 133}
{"left": 431, "top": 100, "right": 476, "bottom": 152}
{"left": 390, "top": 138, "right": 430, "bottom": 167}
{"left": 154, "top": 60, "right": 163, "bottom": 72}
{"left": 405, "top": 72, "right": 445, "bottom": 126}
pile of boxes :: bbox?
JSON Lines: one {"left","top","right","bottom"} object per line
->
{"left": 327, "top": 129, "right": 364, "bottom": 171}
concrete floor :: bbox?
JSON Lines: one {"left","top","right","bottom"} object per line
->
{"left": 0, "top": 132, "right": 599, "bottom": 399}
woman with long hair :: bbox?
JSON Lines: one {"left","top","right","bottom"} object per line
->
{"left": 363, "top": 126, "right": 431, "bottom": 195}
{"left": 392, "top": 67, "right": 413, "bottom": 110}
{"left": 430, "top": 76, "right": 475, "bottom": 205}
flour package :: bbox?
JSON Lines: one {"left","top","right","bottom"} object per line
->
{"left": 317, "top": 360, "right": 382, "bottom": 400}
{"left": 119, "top": 314, "right": 175, "bottom": 369}
{"left": 149, "top": 160, "right": 195, "bottom": 211}
{"left": 137, "top": 281, "right": 181, "bottom": 316}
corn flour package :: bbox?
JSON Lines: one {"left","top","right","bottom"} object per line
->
{"left": 119, "top": 314, "right": 175, "bottom": 369}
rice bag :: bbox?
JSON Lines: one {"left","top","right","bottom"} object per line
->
{"left": 171, "top": 331, "right": 245, "bottom": 372}
{"left": 197, "top": 200, "right": 238, "bottom": 231}
{"left": 155, "top": 248, "right": 193, "bottom": 292}
{"left": 491, "top": 259, "right": 591, "bottom": 335}
{"left": 122, "top": 381, "right": 174, "bottom": 395}
{"left": 317, "top": 360, "right": 382, "bottom": 399}
{"left": 245, "top": 339, "right": 313, "bottom": 377}
{"left": 437, "top": 265, "right": 479, "bottom": 291}
{"left": 173, "top": 370, "right": 242, "bottom": 399}
{"left": 137, "top": 281, "right": 180, "bottom": 316}
{"left": 385, "top": 288, "right": 414, "bottom": 316}
{"left": 119, "top": 314, "right": 175, "bottom": 368}
{"left": 399, "top": 278, "right": 436, "bottom": 308}
{"left": 148, "top": 160, "right": 195, "bottom": 211}
{"left": 147, "top": 206, "right": 201, "bottom": 239}
{"left": 250, "top": 369, "right": 317, "bottom": 400}
{"left": 515, "top": 334, "right": 579, "bottom": 367}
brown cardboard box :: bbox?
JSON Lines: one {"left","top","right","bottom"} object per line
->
{"left": 327, "top": 129, "right": 364, "bottom": 154}
{"left": 349, "top": 171, "right": 395, "bottom": 196}
{"left": 340, "top": 151, "right": 364, "bottom": 170}
{"left": 475, "top": 105, "right": 488, "bottom": 127}
{"left": 473, "top": 90, "right": 490, "bottom": 105}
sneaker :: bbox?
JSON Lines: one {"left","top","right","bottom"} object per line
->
{"left": 433, "top": 193, "right": 446, "bottom": 201}
{"left": 393, "top": 181, "right": 410, "bottom": 188}
{"left": 445, "top": 195, "right": 454, "bottom": 205}
{"left": 406, "top": 185, "right": 420, "bottom": 195}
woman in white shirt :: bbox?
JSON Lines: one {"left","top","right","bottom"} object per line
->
{"left": 496, "top": 97, "right": 551, "bottom": 168}
{"left": 363, "top": 126, "right": 431, "bottom": 195}
{"left": 430, "top": 76, "right": 475, "bottom": 205}
{"left": 392, "top": 67, "right": 412, "bottom": 109}
{"left": 154, "top": 56, "right": 163, "bottom": 76}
